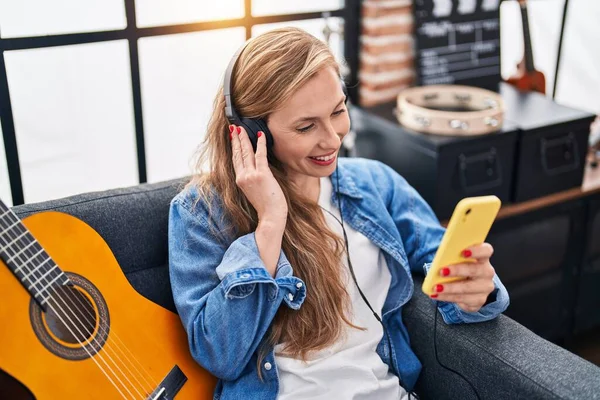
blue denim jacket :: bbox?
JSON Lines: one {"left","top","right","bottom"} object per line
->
{"left": 168, "top": 157, "right": 510, "bottom": 400}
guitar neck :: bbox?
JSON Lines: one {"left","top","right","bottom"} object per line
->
{"left": 520, "top": 1, "right": 536, "bottom": 73}
{"left": 0, "top": 200, "right": 69, "bottom": 310}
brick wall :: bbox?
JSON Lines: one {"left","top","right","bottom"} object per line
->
{"left": 359, "top": 0, "right": 415, "bottom": 107}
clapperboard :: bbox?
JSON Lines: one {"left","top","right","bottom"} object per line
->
{"left": 413, "top": 0, "right": 501, "bottom": 90}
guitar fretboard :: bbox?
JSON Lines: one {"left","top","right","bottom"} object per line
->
{"left": 0, "top": 200, "right": 69, "bottom": 309}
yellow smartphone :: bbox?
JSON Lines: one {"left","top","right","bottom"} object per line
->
{"left": 422, "top": 195, "right": 501, "bottom": 296}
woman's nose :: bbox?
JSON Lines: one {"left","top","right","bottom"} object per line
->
{"left": 321, "top": 122, "right": 342, "bottom": 146}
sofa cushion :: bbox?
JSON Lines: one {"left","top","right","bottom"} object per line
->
{"left": 10, "top": 178, "right": 188, "bottom": 313}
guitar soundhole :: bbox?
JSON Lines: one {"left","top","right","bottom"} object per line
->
{"left": 29, "top": 272, "right": 110, "bottom": 361}
{"left": 44, "top": 285, "right": 96, "bottom": 344}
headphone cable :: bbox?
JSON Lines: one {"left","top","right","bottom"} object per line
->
{"left": 433, "top": 300, "right": 481, "bottom": 399}
{"left": 323, "top": 160, "right": 419, "bottom": 400}
{"left": 328, "top": 160, "right": 481, "bottom": 399}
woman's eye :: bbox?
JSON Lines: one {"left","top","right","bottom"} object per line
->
{"left": 332, "top": 109, "right": 346, "bottom": 116}
{"left": 297, "top": 124, "right": 315, "bottom": 133}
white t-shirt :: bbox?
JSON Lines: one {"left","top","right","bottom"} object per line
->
{"left": 274, "top": 177, "right": 409, "bottom": 400}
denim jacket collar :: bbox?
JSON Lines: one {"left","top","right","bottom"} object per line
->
{"left": 331, "top": 166, "right": 363, "bottom": 200}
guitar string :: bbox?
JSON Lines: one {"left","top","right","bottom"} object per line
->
{"left": 0, "top": 206, "right": 158, "bottom": 394}
{"left": 0, "top": 216, "right": 140, "bottom": 400}
{"left": 0, "top": 230, "right": 131, "bottom": 400}
{"left": 0, "top": 212, "right": 151, "bottom": 399}
{"left": 0, "top": 215, "right": 142, "bottom": 399}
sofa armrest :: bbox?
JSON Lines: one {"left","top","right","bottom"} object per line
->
{"left": 404, "top": 276, "right": 600, "bottom": 400}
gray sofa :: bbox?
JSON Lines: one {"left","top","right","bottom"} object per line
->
{"left": 11, "top": 177, "right": 600, "bottom": 400}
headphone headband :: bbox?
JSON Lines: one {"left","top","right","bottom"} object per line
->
{"left": 223, "top": 43, "right": 248, "bottom": 121}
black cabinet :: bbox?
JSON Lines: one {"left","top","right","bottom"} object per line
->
{"left": 574, "top": 193, "right": 600, "bottom": 334}
{"left": 350, "top": 104, "right": 519, "bottom": 220}
{"left": 500, "top": 83, "right": 595, "bottom": 202}
{"left": 487, "top": 199, "right": 586, "bottom": 341}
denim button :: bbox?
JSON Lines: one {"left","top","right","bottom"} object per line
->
{"left": 296, "top": 282, "right": 303, "bottom": 289}
{"left": 240, "top": 273, "right": 251, "bottom": 279}
{"left": 287, "top": 293, "right": 294, "bottom": 301}
{"left": 264, "top": 362, "right": 272, "bottom": 371}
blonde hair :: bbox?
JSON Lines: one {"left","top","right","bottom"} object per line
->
{"left": 189, "top": 27, "right": 360, "bottom": 377}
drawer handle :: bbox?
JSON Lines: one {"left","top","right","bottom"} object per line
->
{"left": 458, "top": 147, "right": 503, "bottom": 193}
{"left": 540, "top": 132, "right": 580, "bottom": 176}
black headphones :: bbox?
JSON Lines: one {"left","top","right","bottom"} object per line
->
{"left": 223, "top": 41, "right": 349, "bottom": 154}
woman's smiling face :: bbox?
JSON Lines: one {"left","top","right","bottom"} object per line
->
{"left": 266, "top": 67, "right": 350, "bottom": 182}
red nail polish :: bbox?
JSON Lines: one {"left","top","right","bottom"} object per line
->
{"left": 229, "top": 125, "right": 234, "bottom": 133}
{"left": 441, "top": 267, "right": 450, "bottom": 277}
{"left": 431, "top": 294, "right": 439, "bottom": 298}
{"left": 435, "top": 284, "right": 444, "bottom": 293}
{"left": 258, "top": 131, "right": 262, "bottom": 137}
{"left": 229, "top": 132, "right": 233, "bottom": 140}
{"left": 463, "top": 249, "right": 472, "bottom": 258}
{"left": 236, "top": 126, "right": 241, "bottom": 134}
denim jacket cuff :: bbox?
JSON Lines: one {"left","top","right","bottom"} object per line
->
{"left": 221, "top": 267, "right": 276, "bottom": 299}
{"left": 423, "top": 263, "right": 510, "bottom": 324}
{"left": 217, "top": 232, "right": 307, "bottom": 309}
{"left": 276, "top": 276, "right": 307, "bottom": 310}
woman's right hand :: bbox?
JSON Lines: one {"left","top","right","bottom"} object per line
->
{"left": 230, "top": 125, "right": 288, "bottom": 224}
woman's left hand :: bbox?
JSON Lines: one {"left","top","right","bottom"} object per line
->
{"left": 431, "top": 243, "right": 496, "bottom": 313}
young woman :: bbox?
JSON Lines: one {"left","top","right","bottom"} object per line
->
{"left": 168, "top": 27, "right": 509, "bottom": 400}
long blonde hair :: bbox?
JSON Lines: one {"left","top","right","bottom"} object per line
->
{"left": 189, "top": 27, "right": 361, "bottom": 376}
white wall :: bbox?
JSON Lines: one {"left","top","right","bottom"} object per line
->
{"left": 501, "top": 0, "right": 600, "bottom": 114}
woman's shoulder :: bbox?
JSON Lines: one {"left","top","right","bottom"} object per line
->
{"left": 171, "top": 180, "right": 221, "bottom": 219}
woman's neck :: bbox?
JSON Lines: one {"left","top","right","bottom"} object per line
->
{"left": 290, "top": 174, "right": 321, "bottom": 203}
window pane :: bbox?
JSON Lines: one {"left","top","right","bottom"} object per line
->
{"left": 5, "top": 41, "right": 138, "bottom": 204}
{"left": 252, "top": 18, "right": 345, "bottom": 69}
{"left": 139, "top": 28, "right": 246, "bottom": 183}
{"left": 252, "top": 0, "right": 344, "bottom": 17}
{"left": 136, "top": 0, "right": 244, "bottom": 28}
{"left": 0, "top": 0, "right": 126, "bottom": 38}
{"left": 0, "top": 122, "right": 12, "bottom": 206}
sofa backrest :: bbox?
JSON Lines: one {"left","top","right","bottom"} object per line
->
{"left": 10, "top": 178, "right": 188, "bottom": 313}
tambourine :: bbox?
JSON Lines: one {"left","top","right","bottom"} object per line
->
{"left": 395, "top": 85, "right": 504, "bottom": 136}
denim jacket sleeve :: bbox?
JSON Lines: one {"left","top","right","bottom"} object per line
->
{"left": 376, "top": 161, "right": 509, "bottom": 324}
{"left": 168, "top": 196, "right": 306, "bottom": 380}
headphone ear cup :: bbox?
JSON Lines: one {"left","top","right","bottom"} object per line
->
{"left": 254, "top": 119, "right": 274, "bottom": 152}
{"left": 239, "top": 118, "right": 261, "bottom": 152}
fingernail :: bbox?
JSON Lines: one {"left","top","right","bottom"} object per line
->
{"left": 463, "top": 249, "right": 472, "bottom": 258}
{"left": 435, "top": 284, "right": 444, "bottom": 293}
{"left": 258, "top": 131, "right": 263, "bottom": 138}
{"left": 431, "top": 294, "right": 439, "bottom": 298}
{"left": 229, "top": 125, "right": 234, "bottom": 133}
{"left": 236, "top": 126, "right": 241, "bottom": 134}
{"left": 441, "top": 267, "right": 450, "bottom": 277}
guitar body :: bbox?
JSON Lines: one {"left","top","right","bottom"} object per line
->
{"left": 0, "top": 211, "right": 216, "bottom": 399}
{"left": 506, "top": 0, "right": 546, "bottom": 95}
{"left": 506, "top": 69, "right": 546, "bottom": 94}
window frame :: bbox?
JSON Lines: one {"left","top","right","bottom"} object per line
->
{"left": 0, "top": 0, "right": 360, "bottom": 205}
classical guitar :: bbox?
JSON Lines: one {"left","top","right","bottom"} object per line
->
{"left": 506, "top": 0, "right": 546, "bottom": 94}
{"left": 0, "top": 200, "right": 216, "bottom": 399}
